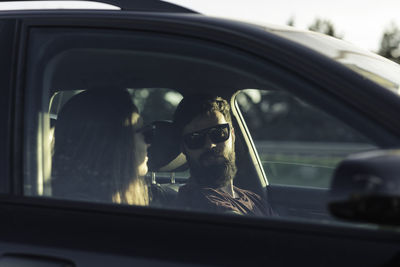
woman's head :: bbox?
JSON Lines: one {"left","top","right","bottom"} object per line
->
{"left": 52, "top": 89, "right": 148, "bottom": 205}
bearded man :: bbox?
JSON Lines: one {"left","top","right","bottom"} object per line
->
{"left": 173, "top": 94, "right": 275, "bottom": 216}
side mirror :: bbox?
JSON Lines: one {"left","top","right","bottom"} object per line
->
{"left": 329, "top": 150, "right": 400, "bottom": 226}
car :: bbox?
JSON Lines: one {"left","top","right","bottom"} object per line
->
{"left": 1, "top": 0, "right": 400, "bottom": 266}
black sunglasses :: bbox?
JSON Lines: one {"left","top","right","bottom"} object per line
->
{"left": 136, "top": 123, "right": 156, "bottom": 144}
{"left": 183, "top": 123, "right": 230, "bottom": 150}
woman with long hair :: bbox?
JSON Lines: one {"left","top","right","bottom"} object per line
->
{"left": 52, "top": 89, "right": 149, "bottom": 206}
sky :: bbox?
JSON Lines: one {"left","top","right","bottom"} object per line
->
{"left": 165, "top": 0, "right": 400, "bottom": 53}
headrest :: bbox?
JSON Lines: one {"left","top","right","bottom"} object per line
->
{"left": 147, "top": 120, "right": 187, "bottom": 172}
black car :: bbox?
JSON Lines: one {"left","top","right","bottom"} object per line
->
{"left": 1, "top": 0, "right": 400, "bottom": 266}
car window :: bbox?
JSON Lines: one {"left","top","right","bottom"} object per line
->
{"left": 21, "top": 25, "right": 396, "bottom": 228}
{"left": 236, "top": 89, "right": 378, "bottom": 188}
{"left": 22, "top": 27, "right": 272, "bottom": 211}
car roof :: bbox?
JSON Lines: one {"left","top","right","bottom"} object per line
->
{"left": 0, "top": 0, "right": 199, "bottom": 12}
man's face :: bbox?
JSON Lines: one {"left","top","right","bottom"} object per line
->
{"left": 182, "top": 111, "right": 237, "bottom": 188}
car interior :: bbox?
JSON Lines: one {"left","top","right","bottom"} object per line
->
{"left": 21, "top": 26, "right": 394, "bottom": 222}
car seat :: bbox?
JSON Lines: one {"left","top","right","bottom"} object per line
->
{"left": 146, "top": 120, "right": 188, "bottom": 207}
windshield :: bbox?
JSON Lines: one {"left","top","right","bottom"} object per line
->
{"left": 263, "top": 25, "right": 400, "bottom": 94}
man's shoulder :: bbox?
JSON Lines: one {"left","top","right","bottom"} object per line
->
{"left": 233, "top": 186, "right": 262, "bottom": 200}
{"left": 233, "top": 186, "right": 278, "bottom": 216}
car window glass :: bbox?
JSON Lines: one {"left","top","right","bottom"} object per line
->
{"left": 236, "top": 89, "right": 378, "bottom": 188}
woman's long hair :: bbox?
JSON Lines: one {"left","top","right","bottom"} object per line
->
{"left": 52, "top": 89, "right": 148, "bottom": 205}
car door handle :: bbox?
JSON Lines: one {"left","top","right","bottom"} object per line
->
{"left": 0, "top": 254, "right": 75, "bottom": 267}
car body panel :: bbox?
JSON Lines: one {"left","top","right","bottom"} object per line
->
{"left": 0, "top": 196, "right": 399, "bottom": 266}
{"left": 1, "top": 5, "right": 400, "bottom": 267}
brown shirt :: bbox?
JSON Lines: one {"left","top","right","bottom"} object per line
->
{"left": 176, "top": 182, "right": 275, "bottom": 216}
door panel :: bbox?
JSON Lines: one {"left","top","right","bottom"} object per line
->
{"left": 0, "top": 198, "right": 399, "bottom": 267}
{"left": 267, "top": 184, "right": 332, "bottom": 220}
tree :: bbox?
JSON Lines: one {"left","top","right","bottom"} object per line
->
{"left": 378, "top": 22, "right": 400, "bottom": 64}
{"left": 286, "top": 16, "right": 295, "bottom": 27}
{"left": 308, "top": 18, "right": 342, "bottom": 39}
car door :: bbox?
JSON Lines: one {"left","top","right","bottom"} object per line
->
{"left": 1, "top": 10, "right": 400, "bottom": 267}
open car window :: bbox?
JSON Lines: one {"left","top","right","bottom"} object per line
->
{"left": 23, "top": 27, "right": 272, "bottom": 210}
{"left": 21, "top": 25, "right": 398, "bottom": 230}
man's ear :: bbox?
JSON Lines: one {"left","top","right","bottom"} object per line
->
{"left": 231, "top": 126, "right": 235, "bottom": 143}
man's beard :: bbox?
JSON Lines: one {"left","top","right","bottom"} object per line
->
{"left": 188, "top": 147, "right": 237, "bottom": 188}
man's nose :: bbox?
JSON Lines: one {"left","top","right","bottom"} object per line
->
{"left": 204, "top": 135, "right": 217, "bottom": 149}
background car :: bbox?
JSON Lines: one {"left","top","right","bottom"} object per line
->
{"left": 1, "top": 0, "right": 400, "bottom": 266}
